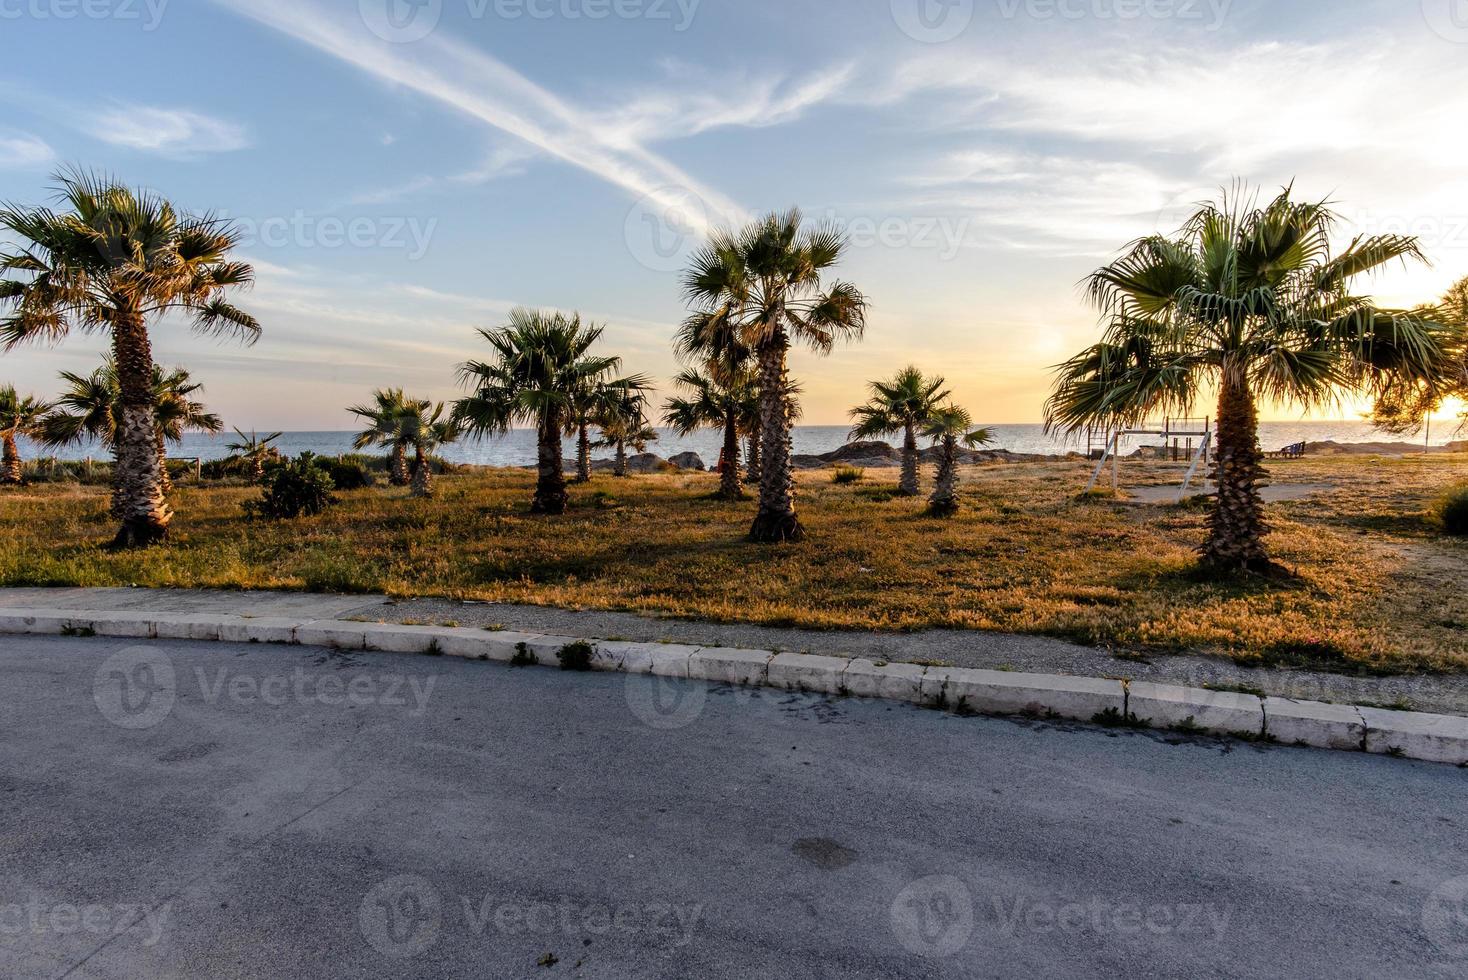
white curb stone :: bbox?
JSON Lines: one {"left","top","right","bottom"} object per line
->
{"left": 1128, "top": 683, "right": 1264, "bottom": 737}
{"left": 926, "top": 668, "right": 1125, "bottom": 721}
{"left": 520, "top": 635, "right": 585, "bottom": 667}
{"left": 294, "top": 621, "right": 368, "bottom": 650}
{"left": 464, "top": 630, "right": 545, "bottom": 663}
{"left": 1359, "top": 708, "right": 1468, "bottom": 765}
{"left": 0, "top": 612, "right": 85, "bottom": 635}
{"left": 361, "top": 623, "right": 440, "bottom": 655}
{"left": 153, "top": 614, "right": 248, "bottom": 642}
{"left": 1262, "top": 698, "right": 1365, "bottom": 751}
{"left": 83, "top": 613, "right": 157, "bottom": 639}
{"left": 618, "top": 643, "right": 698, "bottom": 677}
{"left": 688, "top": 647, "right": 772, "bottom": 686}
{"left": 220, "top": 617, "right": 302, "bottom": 645}
{"left": 840, "top": 660, "right": 928, "bottom": 703}
{"left": 767, "top": 653, "right": 849, "bottom": 694}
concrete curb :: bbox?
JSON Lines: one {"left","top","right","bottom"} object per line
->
{"left": 4, "top": 608, "right": 1467, "bottom": 768}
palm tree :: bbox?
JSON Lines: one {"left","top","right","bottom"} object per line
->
{"left": 453, "top": 308, "right": 621, "bottom": 515}
{"left": 1046, "top": 185, "right": 1458, "bottom": 573}
{"left": 849, "top": 366, "right": 951, "bottom": 496}
{"left": 682, "top": 210, "right": 868, "bottom": 542}
{"left": 40, "top": 361, "right": 221, "bottom": 504}
{"left": 0, "top": 385, "right": 49, "bottom": 484}
{"left": 349, "top": 388, "right": 412, "bottom": 486}
{"left": 0, "top": 169, "right": 259, "bottom": 546}
{"left": 663, "top": 367, "right": 757, "bottom": 499}
{"left": 568, "top": 375, "right": 652, "bottom": 483}
{"left": 595, "top": 387, "right": 658, "bottom": 478}
{"left": 226, "top": 428, "right": 284, "bottom": 481}
{"left": 1371, "top": 275, "right": 1468, "bottom": 435}
{"left": 397, "top": 400, "right": 459, "bottom": 498}
{"left": 923, "top": 405, "right": 994, "bottom": 516}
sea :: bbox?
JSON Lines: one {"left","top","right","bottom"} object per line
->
{"left": 18, "top": 421, "right": 1458, "bottom": 467}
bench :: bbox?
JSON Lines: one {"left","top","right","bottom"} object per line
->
{"left": 1268, "top": 442, "right": 1306, "bottom": 460}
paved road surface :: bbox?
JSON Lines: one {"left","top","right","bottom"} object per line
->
{"left": 1, "top": 635, "right": 1465, "bottom": 978}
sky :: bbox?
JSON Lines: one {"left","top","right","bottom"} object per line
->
{"left": 1, "top": 0, "right": 1466, "bottom": 429}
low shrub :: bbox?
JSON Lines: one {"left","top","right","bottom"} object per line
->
{"left": 831, "top": 466, "right": 866, "bottom": 485}
{"left": 319, "top": 455, "right": 376, "bottom": 491}
{"left": 557, "top": 640, "right": 595, "bottom": 672}
{"left": 1435, "top": 483, "right": 1468, "bottom": 536}
{"left": 244, "top": 453, "right": 336, "bottom": 520}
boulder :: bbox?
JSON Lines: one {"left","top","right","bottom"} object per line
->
{"left": 822, "top": 441, "right": 899, "bottom": 463}
{"left": 668, "top": 452, "right": 706, "bottom": 471}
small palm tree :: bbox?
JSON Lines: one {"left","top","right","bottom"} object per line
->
{"left": 682, "top": 209, "right": 867, "bottom": 542}
{"left": 0, "top": 385, "right": 49, "bottom": 484}
{"left": 349, "top": 388, "right": 412, "bottom": 486}
{"left": 664, "top": 367, "right": 757, "bottom": 499}
{"left": 397, "top": 401, "right": 459, "bottom": 499}
{"left": 0, "top": 169, "right": 259, "bottom": 546}
{"left": 226, "top": 428, "right": 284, "bottom": 481}
{"left": 568, "top": 375, "right": 653, "bottom": 483}
{"left": 152, "top": 366, "right": 222, "bottom": 493}
{"left": 922, "top": 405, "right": 994, "bottom": 516}
{"left": 849, "top": 366, "right": 951, "bottom": 496}
{"left": 1047, "top": 185, "right": 1458, "bottom": 573}
{"left": 454, "top": 308, "right": 620, "bottom": 515}
{"left": 595, "top": 390, "right": 658, "bottom": 478}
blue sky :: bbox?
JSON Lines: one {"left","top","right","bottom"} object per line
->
{"left": 2, "top": 0, "right": 1466, "bottom": 428}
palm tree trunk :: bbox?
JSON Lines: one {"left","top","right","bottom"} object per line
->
{"left": 1, "top": 433, "right": 21, "bottom": 484}
{"left": 154, "top": 426, "right": 172, "bottom": 496}
{"left": 251, "top": 455, "right": 265, "bottom": 482}
{"left": 575, "top": 422, "right": 592, "bottom": 483}
{"left": 929, "top": 436, "right": 959, "bottom": 516}
{"left": 110, "top": 309, "right": 171, "bottom": 547}
{"left": 720, "top": 406, "right": 743, "bottom": 500}
{"left": 390, "top": 443, "right": 409, "bottom": 486}
{"left": 410, "top": 446, "right": 432, "bottom": 498}
{"left": 899, "top": 421, "right": 920, "bottom": 497}
{"left": 749, "top": 323, "right": 804, "bottom": 543}
{"left": 533, "top": 409, "right": 569, "bottom": 515}
{"left": 746, "top": 434, "right": 761, "bottom": 486}
{"left": 1203, "top": 369, "right": 1272, "bottom": 572}
{"left": 615, "top": 439, "right": 628, "bottom": 477}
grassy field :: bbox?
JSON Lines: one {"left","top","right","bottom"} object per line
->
{"left": 2, "top": 454, "right": 1466, "bottom": 674}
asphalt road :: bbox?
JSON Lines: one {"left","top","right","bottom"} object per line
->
{"left": 1, "top": 635, "right": 1466, "bottom": 979}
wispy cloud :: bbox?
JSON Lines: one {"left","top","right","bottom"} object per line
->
{"left": 0, "top": 131, "right": 55, "bottom": 169}
{"left": 213, "top": 0, "right": 745, "bottom": 232}
{"left": 88, "top": 104, "right": 250, "bottom": 157}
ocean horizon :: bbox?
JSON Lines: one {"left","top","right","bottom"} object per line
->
{"left": 19, "top": 420, "right": 1457, "bottom": 468}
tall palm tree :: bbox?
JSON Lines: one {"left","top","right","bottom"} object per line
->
{"left": 397, "top": 400, "right": 459, "bottom": 499}
{"left": 0, "top": 169, "right": 259, "bottom": 546}
{"left": 663, "top": 367, "right": 758, "bottom": 499}
{"left": 0, "top": 385, "right": 49, "bottom": 484}
{"left": 849, "top": 366, "right": 951, "bottom": 496}
{"left": 1046, "top": 185, "right": 1458, "bottom": 573}
{"left": 40, "top": 361, "right": 221, "bottom": 504}
{"left": 1371, "top": 275, "right": 1468, "bottom": 435}
{"left": 682, "top": 209, "right": 868, "bottom": 542}
{"left": 226, "top": 428, "right": 284, "bottom": 481}
{"left": 595, "top": 390, "right": 658, "bottom": 477}
{"left": 922, "top": 405, "right": 993, "bottom": 516}
{"left": 453, "top": 308, "right": 621, "bottom": 515}
{"left": 349, "top": 388, "right": 412, "bottom": 486}
{"left": 568, "top": 375, "right": 652, "bottom": 483}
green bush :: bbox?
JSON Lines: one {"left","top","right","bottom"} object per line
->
{"left": 832, "top": 465, "right": 866, "bottom": 485}
{"left": 557, "top": 640, "right": 595, "bottom": 672}
{"left": 1435, "top": 483, "right": 1468, "bottom": 536}
{"left": 244, "top": 453, "right": 336, "bottom": 520}
{"left": 319, "top": 455, "right": 376, "bottom": 491}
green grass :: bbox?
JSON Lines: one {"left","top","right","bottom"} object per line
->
{"left": 3, "top": 454, "right": 1467, "bottom": 674}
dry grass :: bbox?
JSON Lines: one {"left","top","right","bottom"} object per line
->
{"left": 3, "top": 454, "right": 1466, "bottom": 674}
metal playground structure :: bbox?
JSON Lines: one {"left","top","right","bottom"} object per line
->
{"left": 1085, "top": 417, "right": 1214, "bottom": 503}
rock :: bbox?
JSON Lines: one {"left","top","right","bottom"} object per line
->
{"left": 668, "top": 452, "right": 705, "bottom": 471}
{"left": 822, "top": 441, "right": 899, "bottom": 463}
